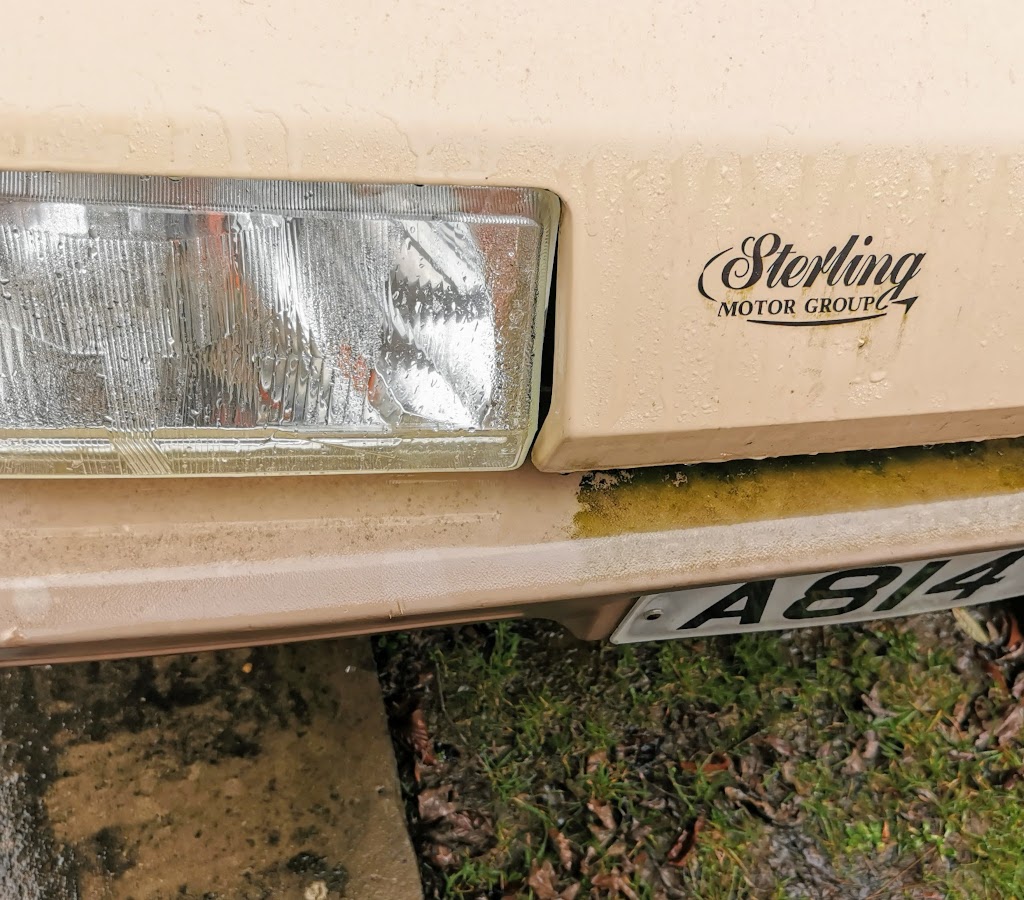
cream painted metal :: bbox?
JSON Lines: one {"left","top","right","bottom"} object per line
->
{"left": 4, "top": 463, "right": 1024, "bottom": 663}
{"left": 1, "top": 2, "right": 1024, "bottom": 661}
{"left": 1, "top": 2, "right": 1021, "bottom": 471}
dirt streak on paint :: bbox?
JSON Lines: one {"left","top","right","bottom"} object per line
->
{"left": 574, "top": 439, "right": 1024, "bottom": 539}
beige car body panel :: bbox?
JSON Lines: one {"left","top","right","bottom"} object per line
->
{"left": 6, "top": 443, "right": 1024, "bottom": 664}
{"left": 2, "top": 1, "right": 1024, "bottom": 660}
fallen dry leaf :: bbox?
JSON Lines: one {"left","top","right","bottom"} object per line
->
{"left": 417, "top": 785, "right": 456, "bottom": 823}
{"left": 527, "top": 860, "right": 561, "bottom": 900}
{"left": 863, "top": 730, "right": 880, "bottom": 762}
{"left": 651, "top": 866, "right": 685, "bottom": 899}
{"left": 739, "top": 753, "right": 763, "bottom": 781}
{"left": 724, "top": 785, "right": 803, "bottom": 825}
{"left": 1008, "top": 611, "right": 1023, "bottom": 651}
{"left": 780, "top": 760, "right": 811, "bottom": 795}
{"left": 592, "top": 870, "right": 640, "bottom": 900}
{"left": 640, "top": 796, "right": 668, "bottom": 812}
{"left": 666, "top": 815, "right": 704, "bottom": 867}
{"left": 580, "top": 845, "right": 598, "bottom": 878}
{"left": 881, "top": 820, "right": 891, "bottom": 842}
{"left": 606, "top": 840, "right": 629, "bottom": 860}
{"left": 987, "top": 618, "right": 1003, "bottom": 643}
{"left": 586, "top": 750, "right": 609, "bottom": 773}
{"left": 632, "top": 849, "right": 668, "bottom": 889}
{"left": 527, "top": 859, "right": 580, "bottom": 900}
{"left": 1013, "top": 671, "right": 1024, "bottom": 700}
{"left": 424, "top": 804, "right": 494, "bottom": 856}
{"left": 862, "top": 685, "right": 894, "bottom": 720}
{"left": 998, "top": 611, "right": 1024, "bottom": 661}
{"left": 984, "top": 660, "right": 1010, "bottom": 694}
{"left": 763, "top": 735, "right": 794, "bottom": 757}
{"left": 953, "top": 696, "right": 971, "bottom": 728}
{"left": 548, "top": 827, "right": 574, "bottom": 872}
{"left": 841, "top": 747, "right": 866, "bottom": 775}
{"left": 628, "top": 822, "right": 653, "bottom": 856}
{"left": 447, "top": 810, "right": 491, "bottom": 845}
{"left": 425, "top": 842, "right": 457, "bottom": 869}
{"left": 408, "top": 708, "right": 436, "bottom": 766}
{"left": 952, "top": 606, "right": 990, "bottom": 644}
{"left": 996, "top": 703, "right": 1024, "bottom": 746}
{"left": 725, "top": 785, "right": 776, "bottom": 819}
{"left": 678, "top": 752, "right": 731, "bottom": 776}
{"left": 587, "top": 798, "right": 617, "bottom": 832}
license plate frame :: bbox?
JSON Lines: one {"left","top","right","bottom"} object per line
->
{"left": 611, "top": 548, "right": 1024, "bottom": 643}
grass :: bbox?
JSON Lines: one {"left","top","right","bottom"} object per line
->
{"left": 376, "top": 609, "right": 1024, "bottom": 899}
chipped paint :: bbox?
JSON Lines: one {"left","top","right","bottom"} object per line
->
{"left": 574, "top": 440, "right": 1024, "bottom": 539}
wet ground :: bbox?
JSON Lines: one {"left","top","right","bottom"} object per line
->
{"left": 0, "top": 638, "right": 421, "bottom": 900}
{"left": 376, "top": 607, "right": 1024, "bottom": 898}
{"left": 8, "top": 610, "right": 1022, "bottom": 899}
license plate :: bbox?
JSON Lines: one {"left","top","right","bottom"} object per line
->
{"left": 611, "top": 548, "right": 1024, "bottom": 643}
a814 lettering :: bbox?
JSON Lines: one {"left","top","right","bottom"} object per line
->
{"left": 679, "top": 551, "right": 1024, "bottom": 631}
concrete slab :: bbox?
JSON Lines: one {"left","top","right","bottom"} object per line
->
{"left": 0, "top": 638, "right": 421, "bottom": 900}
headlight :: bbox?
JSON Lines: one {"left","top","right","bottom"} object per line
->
{"left": 0, "top": 174, "right": 557, "bottom": 475}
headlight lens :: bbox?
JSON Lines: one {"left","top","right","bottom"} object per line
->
{"left": 0, "top": 174, "right": 557, "bottom": 475}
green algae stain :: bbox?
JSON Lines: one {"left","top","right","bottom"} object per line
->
{"left": 574, "top": 439, "right": 1024, "bottom": 539}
